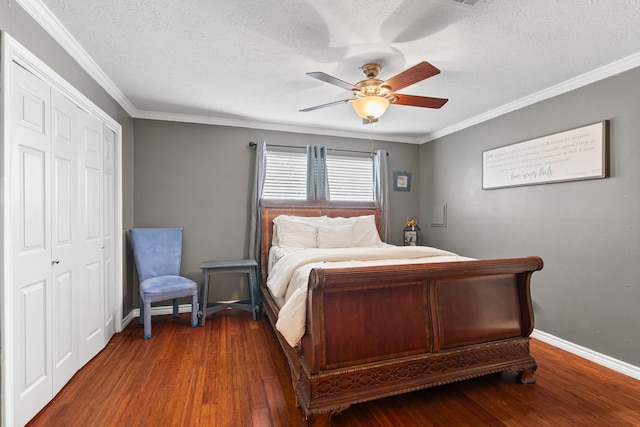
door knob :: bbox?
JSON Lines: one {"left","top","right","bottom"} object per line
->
{"left": 52, "top": 259, "right": 60, "bottom": 265}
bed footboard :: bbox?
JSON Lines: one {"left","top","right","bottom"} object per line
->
{"left": 262, "top": 256, "right": 543, "bottom": 426}
{"left": 259, "top": 198, "right": 543, "bottom": 426}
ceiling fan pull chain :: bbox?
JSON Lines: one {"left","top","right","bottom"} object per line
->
{"left": 369, "top": 121, "right": 374, "bottom": 155}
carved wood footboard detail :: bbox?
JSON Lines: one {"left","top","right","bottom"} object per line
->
{"left": 308, "top": 339, "right": 533, "bottom": 399}
{"left": 296, "top": 338, "right": 536, "bottom": 423}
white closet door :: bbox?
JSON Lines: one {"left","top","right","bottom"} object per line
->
{"left": 77, "top": 110, "right": 105, "bottom": 366}
{"left": 6, "top": 42, "right": 121, "bottom": 426}
{"left": 103, "top": 125, "right": 116, "bottom": 341}
{"left": 51, "top": 89, "right": 79, "bottom": 394}
{"left": 11, "top": 63, "right": 53, "bottom": 427}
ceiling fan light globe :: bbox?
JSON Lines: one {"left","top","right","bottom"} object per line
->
{"left": 352, "top": 96, "right": 389, "bottom": 120}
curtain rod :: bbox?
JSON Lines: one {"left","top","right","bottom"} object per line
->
{"left": 248, "top": 141, "right": 387, "bottom": 156}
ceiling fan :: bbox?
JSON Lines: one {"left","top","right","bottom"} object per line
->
{"left": 300, "top": 61, "right": 448, "bottom": 124}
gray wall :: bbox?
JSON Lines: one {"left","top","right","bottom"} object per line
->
{"left": 2, "top": 0, "right": 421, "bottom": 317}
{"left": 420, "top": 66, "right": 640, "bottom": 367}
{"left": 1, "top": 1, "right": 136, "bottom": 313}
{"left": 133, "top": 119, "right": 421, "bottom": 304}
{"left": 12, "top": 0, "right": 636, "bottom": 369}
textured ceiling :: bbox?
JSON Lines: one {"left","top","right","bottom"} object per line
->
{"left": 28, "top": 0, "right": 640, "bottom": 143}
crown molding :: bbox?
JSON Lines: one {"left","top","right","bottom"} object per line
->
{"left": 16, "top": 0, "right": 137, "bottom": 116}
{"left": 134, "top": 109, "right": 423, "bottom": 144}
{"left": 7, "top": 33, "right": 122, "bottom": 134}
{"left": 422, "top": 51, "right": 640, "bottom": 143}
{"left": 15, "top": 0, "right": 422, "bottom": 143}
{"left": 19, "top": 0, "right": 640, "bottom": 145}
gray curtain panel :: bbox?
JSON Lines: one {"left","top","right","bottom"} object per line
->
{"left": 374, "top": 149, "right": 389, "bottom": 241}
{"left": 249, "top": 141, "right": 267, "bottom": 277}
{"left": 306, "top": 145, "right": 330, "bottom": 200}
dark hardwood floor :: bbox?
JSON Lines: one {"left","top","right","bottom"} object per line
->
{"left": 28, "top": 310, "right": 640, "bottom": 427}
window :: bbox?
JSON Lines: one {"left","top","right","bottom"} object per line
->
{"left": 326, "top": 154, "right": 373, "bottom": 201}
{"left": 263, "top": 150, "right": 307, "bottom": 199}
{"left": 262, "top": 149, "right": 374, "bottom": 201}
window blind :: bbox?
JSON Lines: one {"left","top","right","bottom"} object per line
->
{"left": 262, "top": 149, "right": 374, "bottom": 201}
{"left": 326, "top": 155, "right": 374, "bottom": 201}
{"left": 263, "top": 151, "right": 307, "bottom": 199}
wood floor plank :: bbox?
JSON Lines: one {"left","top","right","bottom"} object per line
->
{"left": 27, "top": 310, "right": 640, "bottom": 427}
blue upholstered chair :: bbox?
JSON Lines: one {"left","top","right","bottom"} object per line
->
{"left": 129, "top": 227, "right": 198, "bottom": 339}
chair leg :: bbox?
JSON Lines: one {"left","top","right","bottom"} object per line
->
{"left": 172, "top": 299, "right": 179, "bottom": 318}
{"left": 191, "top": 294, "right": 198, "bottom": 327}
{"left": 139, "top": 299, "right": 144, "bottom": 325}
{"left": 144, "top": 302, "right": 152, "bottom": 339}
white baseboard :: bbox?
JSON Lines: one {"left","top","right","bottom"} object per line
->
{"left": 532, "top": 329, "right": 640, "bottom": 381}
{"left": 121, "top": 303, "right": 194, "bottom": 332}
{"left": 114, "top": 316, "right": 640, "bottom": 381}
{"left": 130, "top": 303, "right": 194, "bottom": 318}
{"left": 121, "top": 310, "right": 135, "bottom": 330}
{"left": 119, "top": 304, "right": 191, "bottom": 332}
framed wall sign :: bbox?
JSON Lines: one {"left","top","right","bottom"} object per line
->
{"left": 482, "top": 121, "right": 609, "bottom": 190}
{"left": 393, "top": 171, "right": 411, "bottom": 191}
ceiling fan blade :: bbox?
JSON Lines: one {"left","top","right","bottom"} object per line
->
{"left": 299, "top": 99, "right": 351, "bottom": 112}
{"left": 384, "top": 61, "right": 441, "bottom": 92}
{"left": 393, "top": 94, "right": 449, "bottom": 109}
{"left": 307, "top": 72, "right": 357, "bottom": 91}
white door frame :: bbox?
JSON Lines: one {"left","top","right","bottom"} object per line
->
{"left": 1, "top": 32, "right": 124, "bottom": 427}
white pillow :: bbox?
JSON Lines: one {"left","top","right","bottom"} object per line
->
{"left": 317, "top": 224, "right": 353, "bottom": 248}
{"left": 275, "top": 215, "right": 328, "bottom": 226}
{"left": 272, "top": 215, "right": 328, "bottom": 246}
{"left": 351, "top": 215, "right": 383, "bottom": 247}
{"left": 326, "top": 215, "right": 382, "bottom": 247}
{"left": 272, "top": 216, "right": 319, "bottom": 248}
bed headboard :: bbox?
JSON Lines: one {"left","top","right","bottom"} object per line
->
{"left": 259, "top": 199, "right": 382, "bottom": 283}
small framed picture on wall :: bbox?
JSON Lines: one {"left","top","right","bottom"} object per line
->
{"left": 393, "top": 171, "right": 411, "bottom": 191}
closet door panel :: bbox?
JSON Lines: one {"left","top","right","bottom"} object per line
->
{"left": 77, "top": 110, "right": 105, "bottom": 366}
{"left": 103, "top": 126, "right": 116, "bottom": 339}
{"left": 11, "top": 63, "right": 53, "bottom": 427}
{"left": 19, "top": 147, "right": 48, "bottom": 252}
{"left": 51, "top": 89, "right": 79, "bottom": 394}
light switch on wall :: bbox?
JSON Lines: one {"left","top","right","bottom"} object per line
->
{"left": 431, "top": 204, "right": 447, "bottom": 227}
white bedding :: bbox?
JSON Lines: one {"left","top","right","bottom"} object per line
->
{"left": 267, "top": 245, "right": 475, "bottom": 347}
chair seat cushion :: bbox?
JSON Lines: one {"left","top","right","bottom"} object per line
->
{"left": 140, "top": 275, "right": 197, "bottom": 303}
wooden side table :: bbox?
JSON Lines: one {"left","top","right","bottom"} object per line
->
{"left": 198, "top": 259, "right": 260, "bottom": 326}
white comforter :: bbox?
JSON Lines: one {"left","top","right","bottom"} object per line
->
{"left": 267, "top": 245, "right": 474, "bottom": 347}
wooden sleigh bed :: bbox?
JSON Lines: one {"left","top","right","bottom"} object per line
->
{"left": 259, "top": 200, "right": 543, "bottom": 427}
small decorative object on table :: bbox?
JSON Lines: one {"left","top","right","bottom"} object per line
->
{"left": 403, "top": 217, "right": 421, "bottom": 246}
